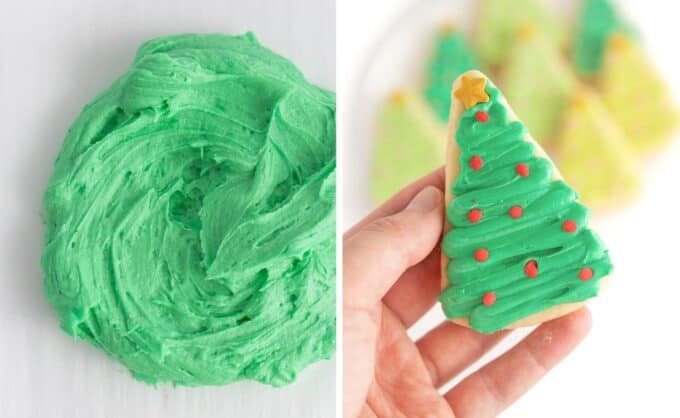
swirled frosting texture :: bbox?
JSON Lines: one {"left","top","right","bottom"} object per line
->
{"left": 41, "top": 33, "right": 336, "bottom": 387}
{"left": 440, "top": 84, "right": 612, "bottom": 334}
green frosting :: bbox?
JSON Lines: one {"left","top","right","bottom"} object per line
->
{"left": 439, "top": 83, "right": 612, "bottom": 334}
{"left": 41, "top": 33, "right": 336, "bottom": 387}
{"left": 424, "top": 30, "right": 478, "bottom": 122}
{"left": 572, "top": 0, "right": 636, "bottom": 75}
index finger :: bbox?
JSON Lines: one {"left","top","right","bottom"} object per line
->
{"left": 344, "top": 166, "right": 445, "bottom": 239}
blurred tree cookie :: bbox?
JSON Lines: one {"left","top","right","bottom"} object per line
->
{"left": 599, "top": 33, "right": 679, "bottom": 152}
{"left": 572, "top": 0, "right": 636, "bottom": 76}
{"left": 557, "top": 88, "right": 639, "bottom": 208}
{"left": 440, "top": 71, "right": 612, "bottom": 334}
{"left": 424, "top": 24, "right": 479, "bottom": 122}
{"left": 500, "top": 24, "right": 576, "bottom": 149}
{"left": 475, "top": 0, "right": 566, "bottom": 68}
{"left": 372, "top": 90, "right": 445, "bottom": 203}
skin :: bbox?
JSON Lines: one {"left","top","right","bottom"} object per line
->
{"left": 343, "top": 167, "right": 592, "bottom": 418}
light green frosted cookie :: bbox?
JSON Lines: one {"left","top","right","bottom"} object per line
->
{"left": 42, "top": 33, "right": 336, "bottom": 387}
{"left": 424, "top": 25, "right": 478, "bottom": 122}
{"left": 500, "top": 25, "right": 576, "bottom": 148}
{"left": 557, "top": 88, "right": 638, "bottom": 209}
{"left": 475, "top": 0, "right": 566, "bottom": 67}
{"left": 372, "top": 91, "right": 446, "bottom": 203}
{"left": 600, "top": 34, "right": 679, "bottom": 152}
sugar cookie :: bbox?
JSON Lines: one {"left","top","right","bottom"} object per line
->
{"left": 440, "top": 71, "right": 612, "bottom": 334}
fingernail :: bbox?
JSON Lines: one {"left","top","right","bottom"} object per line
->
{"left": 405, "top": 186, "right": 442, "bottom": 214}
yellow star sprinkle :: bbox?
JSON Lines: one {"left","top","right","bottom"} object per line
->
{"left": 516, "top": 22, "right": 537, "bottom": 40}
{"left": 440, "top": 21, "right": 456, "bottom": 34}
{"left": 389, "top": 90, "right": 406, "bottom": 105}
{"left": 609, "top": 33, "right": 632, "bottom": 52}
{"left": 453, "top": 75, "right": 490, "bottom": 109}
{"left": 570, "top": 90, "right": 589, "bottom": 111}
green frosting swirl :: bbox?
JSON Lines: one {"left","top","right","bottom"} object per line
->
{"left": 41, "top": 33, "right": 336, "bottom": 386}
{"left": 439, "top": 84, "right": 612, "bottom": 334}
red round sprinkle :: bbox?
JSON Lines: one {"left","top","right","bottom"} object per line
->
{"left": 509, "top": 205, "right": 523, "bottom": 219}
{"left": 482, "top": 292, "right": 496, "bottom": 306}
{"left": 563, "top": 220, "right": 578, "bottom": 233}
{"left": 468, "top": 209, "right": 483, "bottom": 223}
{"left": 524, "top": 260, "right": 539, "bottom": 278}
{"left": 474, "top": 248, "right": 489, "bottom": 262}
{"left": 579, "top": 268, "right": 594, "bottom": 281}
{"left": 516, "top": 163, "right": 529, "bottom": 177}
{"left": 470, "top": 156, "right": 483, "bottom": 170}
{"left": 475, "top": 111, "right": 490, "bottom": 123}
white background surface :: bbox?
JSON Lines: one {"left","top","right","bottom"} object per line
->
{"left": 339, "top": 0, "right": 680, "bottom": 417}
{"left": 0, "top": 1, "right": 335, "bottom": 418}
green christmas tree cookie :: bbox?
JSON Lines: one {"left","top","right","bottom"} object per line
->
{"left": 372, "top": 90, "right": 446, "bottom": 203}
{"left": 556, "top": 88, "right": 639, "bottom": 208}
{"left": 475, "top": 0, "right": 566, "bottom": 67}
{"left": 500, "top": 24, "right": 576, "bottom": 148}
{"left": 572, "top": 0, "right": 636, "bottom": 76}
{"left": 600, "top": 34, "right": 679, "bottom": 152}
{"left": 424, "top": 25, "right": 478, "bottom": 122}
{"left": 440, "top": 71, "right": 612, "bottom": 334}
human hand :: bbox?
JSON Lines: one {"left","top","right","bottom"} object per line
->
{"left": 343, "top": 168, "right": 592, "bottom": 418}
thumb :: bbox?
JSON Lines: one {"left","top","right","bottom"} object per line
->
{"left": 343, "top": 186, "right": 444, "bottom": 307}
